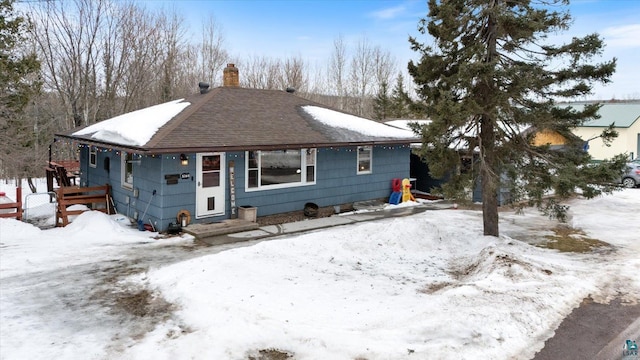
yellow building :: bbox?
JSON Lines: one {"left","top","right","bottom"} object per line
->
{"left": 531, "top": 128, "right": 573, "bottom": 148}
{"left": 567, "top": 101, "right": 640, "bottom": 161}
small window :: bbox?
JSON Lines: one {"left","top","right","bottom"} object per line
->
{"left": 121, "top": 152, "right": 134, "bottom": 189}
{"left": 89, "top": 147, "right": 97, "bottom": 168}
{"left": 306, "top": 148, "right": 316, "bottom": 182}
{"left": 357, "top": 146, "right": 372, "bottom": 174}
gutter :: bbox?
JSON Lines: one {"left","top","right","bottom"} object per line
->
{"left": 53, "top": 134, "right": 418, "bottom": 155}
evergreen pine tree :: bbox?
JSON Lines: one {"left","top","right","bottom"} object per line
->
{"left": 0, "top": 0, "right": 39, "bottom": 116}
{"left": 0, "top": 0, "right": 42, "bottom": 179}
{"left": 407, "top": 0, "right": 626, "bottom": 236}
{"left": 389, "top": 73, "right": 417, "bottom": 119}
{"left": 372, "top": 81, "right": 390, "bottom": 121}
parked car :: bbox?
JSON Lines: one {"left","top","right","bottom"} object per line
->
{"left": 620, "top": 163, "right": 640, "bottom": 188}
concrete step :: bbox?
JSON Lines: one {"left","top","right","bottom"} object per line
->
{"left": 182, "top": 219, "right": 259, "bottom": 239}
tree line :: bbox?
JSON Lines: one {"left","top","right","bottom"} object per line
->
{"left": 1, "top": 0, "right": 419, "bottom": 181}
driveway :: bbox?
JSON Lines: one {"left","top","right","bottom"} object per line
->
{"left": 533, "top": 296, "right": 640, "bottom": 360}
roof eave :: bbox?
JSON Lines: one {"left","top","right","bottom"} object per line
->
{"left": 54, "top": 134, "right": 148, "bottom": 153}
{"left": 145, "top": 139, "right": 417, "bottom": 154}
{"left": 54, "top": 133, "right": 417, "bottom": 154}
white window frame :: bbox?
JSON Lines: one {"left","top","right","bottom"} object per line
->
{"left": 121, "top": 152, "right": 134, "bottom": 189}
{"left": 89, "top": 147, "right": 97, "bottom": 168}
{"left": 245, "top": 148, "right": 316, "bottom": 191}
{"left": 357, "top": 146, "right": 372, "bottom": 174}
{"left": 305, "top": 148, "right": 316, "bottom": 183}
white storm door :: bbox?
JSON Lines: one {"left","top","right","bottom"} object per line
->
{"left": 196, "top": 153, "right": 226, "bottom": 218}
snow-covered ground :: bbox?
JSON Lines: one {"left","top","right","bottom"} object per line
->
{"left": 1, "top": 180, "right": 638, "bottom": 360}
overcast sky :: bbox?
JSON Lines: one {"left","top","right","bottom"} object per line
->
{"left": 141, "top": 0, "right": 640, "bottom": 100}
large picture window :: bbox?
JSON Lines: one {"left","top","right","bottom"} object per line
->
{"left": 246, "top": 148, "right": 316, "bottom": 190}
{"left": 357, "top": 146, "right": 372, "bottom": 174}
{"left": 121, "top": 152, "right": 134, "bottom": 189}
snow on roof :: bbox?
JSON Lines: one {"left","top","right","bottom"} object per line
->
{"left": 72, "top": 99, "right": 191, "bottom": 146}
{"left": 303, "top": 106, "right": 416, "bottom": 138}
{"left": 385, "top": 118, "right": 474, "bottom": 150}
{"left": 384, "top": 119, "right": 431, "bottom": 131}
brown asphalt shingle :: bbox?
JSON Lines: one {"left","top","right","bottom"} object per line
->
{"left": 58, "top": 87, "right": 416, "bottom": 153}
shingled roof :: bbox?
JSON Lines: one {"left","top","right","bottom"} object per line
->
{"left": 56, "top": 86, "right": 417, "bottom": 154}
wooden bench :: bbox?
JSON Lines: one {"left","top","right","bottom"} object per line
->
{"left": 0, "top": 188, "right": 23, "bottom": 221}
{"left": 55, "top": 184, "right": 112, "bottom": 227}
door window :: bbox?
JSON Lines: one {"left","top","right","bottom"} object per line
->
{"left": 202, "top": 155, "right": 221, "bottom": 187}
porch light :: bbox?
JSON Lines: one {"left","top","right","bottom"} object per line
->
{"left": 180, "top": 154, "right": 188, "bottom": 166}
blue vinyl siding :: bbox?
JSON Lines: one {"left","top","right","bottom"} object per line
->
{"left": 234, "top": 145, "right": 410, "bottom": 216}
{"left": 81, "top": 149, "right": 203, "bottom": 230}
{"left": 80, "top": 145, "right": 411, "bottom": 231}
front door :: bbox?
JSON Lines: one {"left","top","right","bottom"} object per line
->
{"left": 196, "top": 153, "right": 225, "bottom": 218}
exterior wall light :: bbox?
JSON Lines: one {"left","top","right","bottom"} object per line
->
{"left": 180, "top": 154, "right": 188, "bottom": 166}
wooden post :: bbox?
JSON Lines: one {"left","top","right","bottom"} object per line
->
{"left": 45, "top": 165, "right": 55, "bottom": 193}
{"left": 16, "top": 187, "right": 22, "bottom": 220}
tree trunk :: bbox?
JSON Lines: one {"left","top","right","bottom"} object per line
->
{"left": 481, "top": 171, "right": 499, "bottom": 236}
{"left": 480, "top": 0, "right": 500, "bottom": 237}
{"left": 480, "top": 114, "right": 500, "bottom": 237}
{"left": 27, "top": 177, "right": 37, "bottom": 193}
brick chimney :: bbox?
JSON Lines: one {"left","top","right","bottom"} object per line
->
{"left": 223, "top": 63, "right": 239, "bottom": 87}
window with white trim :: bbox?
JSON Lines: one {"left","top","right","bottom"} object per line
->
{"left": 121, "top": 152, "right": 134, "bottom": 189}
{"left": 246, "top": 148, "right": 316, "bottom": 190}
{"left": 305, "top": 148, "right": 316, "bottom": 182}
{"left": 89, "top": 147, "right": 97, "bottom": 168}
{"left": 357, "top": 146, "right": 372, "bottom": 174}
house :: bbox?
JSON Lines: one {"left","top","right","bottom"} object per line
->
{"left": 384, "top": 119, "right": 443, "bottom": 194}
{"left": 386, "top": 119, "right": 584, "bottom": 205}
{"left": 567, "top": 101, "right": 640, "bottom": 161}
{"left": 54, "top": 64, "right": 417, "bottom": 231}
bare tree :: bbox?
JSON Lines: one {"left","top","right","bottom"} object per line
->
{"left": 99, "top": 1, "right": 166, "bottom": 118}
{"left": 323, "top": 35, "right": 396, "bottom": 118}
{"left": 300, "top": 61, "right": 329, "bottom": 103}
{"left": 349, "top": 36, "right": 376, "bottom": 116}
{"left": 179, "top": 44, "right": 204, "bottom": 94}
{"left": 366, "top": 46, "right": 396, "bottom": 119}
{"left": 155, "top": 9, "right": 187, "bottom": 102}
{"left": 237, "top": 55, "right": 308, "bottom": 92}
{"left": 280, "top": 55, "right": 308, "bottom": 92}
{"left": 30, "top": 0, "right": 106, "bottom": 129}
{"left": 372, "top": 46, "right": 395, "bottom": 98}
{"left": 100, "top": 1, "right": 134, "bottom": 119}
{"left": 199, "top": 14, "right": 228, "bottom": 86}
{"left": 117, "top": 5, "right": 165, "bottom": 112}
{"left": 12, "top": 1, "right": 236, "bottom": 178}
{"left": 240, "top": 55, "right": 282, "bottom": 89}
{"left": 327, "top": 34, "right": 348, "bottom": 110}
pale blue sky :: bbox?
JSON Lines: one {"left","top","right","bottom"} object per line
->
{"left": 141, "top": 0, "right": 640, "bottom": 99}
